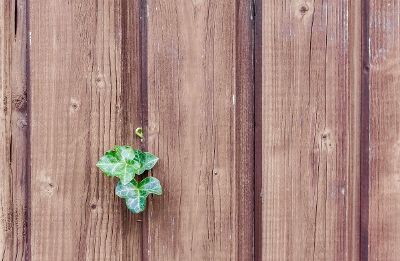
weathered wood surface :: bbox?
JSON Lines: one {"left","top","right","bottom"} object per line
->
{"left": 236, "top": 0, "right": 255, "bottom": 259}
{"left": 0, "top": 0, "right": 29, "bottom": 260}
{"left": 29, "top": 0, "right": 142, "bottom": 260}
{"left": 368, "top": 0, "right": 400, "bottom": 260}
{"left": 258, "top": 0, "right": 361, "bottom": 260}
{"left": 1, "top": 0, "right": 400, "bottom": 260}
{"left": 145, "top": 0, "right": 253, "bottom": 260}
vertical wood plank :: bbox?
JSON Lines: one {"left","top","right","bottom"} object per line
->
{"left": 359, "top": 0, "right": 370, "bottom": 259}
{"left": 0, "top": 0, "right": 29, "bottom": 260}
{"left": 236, "top": 0, "right": 255, "bottom": 260}
{"left": 259, "top": 0, "right": 360, "bottom": 260}
{"left": 145, "top": 0, "right": 253, "bottom": 260}
{"left": 29, "top": 0, "right": 142, "bottom": 259}
{"left": 120, "top": 0, "right": 145, "bottom": 259}
{"left": 368, "top": 1, "right": 400, "bottom": 260}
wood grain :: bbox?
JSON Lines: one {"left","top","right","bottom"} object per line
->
{"left": 368, "top": 0, "right": 400, "bottom": 260}
{"left": 259, "top": 0, "right": 360, "bottom": 260}
{"left": 145, "top": 0, "right": 253, "bottom": 260}
{"left": 29, "top": 0, "right": 142, "bottom": 260}
{"left": 236, "top": 0, "right": 255, "bottom": 260}
{"left": 0, "top": 0, "right": 29, "bottom": 260}
{"left": 120, "top": 0, "right": 146, "bottom": 259}
{"left": 360, "top": 0, "right": 370, "bottom": 259}
{"left": 3, "top": 0, "right": 400, "bottom": 259}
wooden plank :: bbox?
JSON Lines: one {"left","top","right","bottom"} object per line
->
{"left": 359, "top": 0, "right": 370, "bottom": 259}
{"left": 259, "top": 0, "right": 360, "bottom": 260}
{"left": 29, "top": 0, "right": 142, "bottom": 259}
{"left": 120, "top": 0, "right": 146, "bottom": 259}
{"left": 368, "top": 1, "right": 400, "bottom": 260}
{"left": 236, "top": 0, "right": 255, "bottom": 260}
{"left": 145, "top": 0, "right": 253, "bottom": 260}
{"left": 0, "top": 0, "right": 29, "bottom": 260}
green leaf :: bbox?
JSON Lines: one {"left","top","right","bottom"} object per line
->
{"left": 137, "top": 152, "right": 159, "bottom": 175}
{"left": 96, "top": 150, "right": 125, "bottom": 177}
{"left": 142, "top": 153, "right": 159, "bottom": 170}
{"left": 115, "top": 177, "right": 162, "bottom": 214}
{"left": 115, "top": 179, "right": 138, "bottom": 198}
{"left": 126, "top": 192, "right": 148, "bottom": 214}
{"left": 140, "top": 177, "right": 162, "bottom": 195}
{"left": 115, "top": 146, "right": 136, "bottom": 161}
{"left": 118, "top": 171, "right": 134, "bottom": 185}
{"left": 96, "top": 146, "right": 141, "bottom": 185}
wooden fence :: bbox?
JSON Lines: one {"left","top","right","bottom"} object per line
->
{"left": 0, "top": 0, "right": 399, "bottom": 260}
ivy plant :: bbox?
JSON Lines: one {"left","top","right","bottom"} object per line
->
{"left": 96, "top": 131, "right": 162, "bottom": 214}
{"left": 116, "top": 177, "right": 162, "bottom": 213}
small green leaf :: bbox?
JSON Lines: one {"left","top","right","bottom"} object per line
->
{"left": 96, "top": 146, "right": 141, "bottom": 185}
{"left": 137, "top": 152, "right": 159, "bottom": 175}
{"left": 126, "top": 192, "right": 148, "bottom": 213}
{"left": 115, "top": 177, "right": 162, "bottom": 214}
{"left": 96, "top": 150, "right": 125, "bottom": 177}
{"left": 142, "top": 153, "right": 158, "bottom": 170}
{"left": 119, "top": 170, "right": 135, "bottom": 186}
{"left": 140, "top": 177, "right": 162, "bottom": 195}
{"left": 115, "top": 179, "right": 138, "bottom": 198}
{"left": 115, "top": 146, "right": 136, "bottom": 161}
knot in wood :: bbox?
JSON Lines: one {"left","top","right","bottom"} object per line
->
{"left": 299, "top": 4, "right": 309, "bottom": 14}
{"left": 12, "top": 94, "right": 27, "bottom": 111}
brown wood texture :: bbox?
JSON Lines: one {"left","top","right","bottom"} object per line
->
{"left": 368, "top": 0, "right": 400, "bottom": 260}
{"left": 3, "top": 0, "right": 400, "bottom": 260}
{"left": 236, "top": 0, "right": 255, "bottom": 260}
{"left": 29, "top": 0, "right": 142, "bottom": 260}
{"left": 145, "top": 0, "right": 253, "bottom": 260}
{"left": 0, "top": 0, "right": 29, "bottom": 260}
{"left": 259, "top": 0, "right": 361, "bottom": 260}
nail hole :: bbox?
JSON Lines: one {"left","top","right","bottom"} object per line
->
{"left": 70, "top": 98, "right": 80, "bottom": 112}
